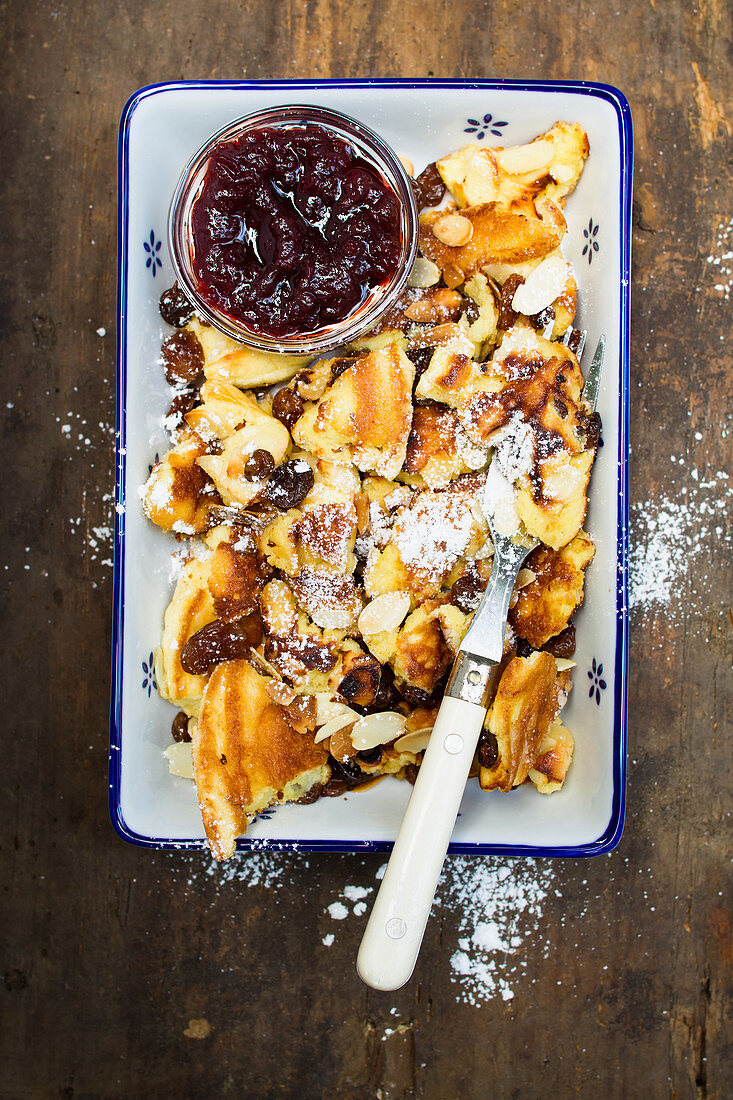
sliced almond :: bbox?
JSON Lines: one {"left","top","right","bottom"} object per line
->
{"left": 314, "top": 709, "right": 360, "bottom": 744}
{"left": 554, "top": 657, "right": 577, "bottom": 672}
{"left": 442, "top": 263, "right": 465, "bottom": 289}
{"left": 358, "top": 591, "right": 411, "bottom": 637}
{"left": 404, "top": 288, "right": 463, "bottom": 323}
{"left": 515, "top": 568, "right": 537, "bottom": 589}
{"left": 498, "top": 140, "right": 554, "bottom": 176}
{"left": 164, "top": 742, "right": 195, "bottom": 780}
{"left": 248, "top": 648, "right": 283, "bottom": 680}
{"left": 511, "top": 253, "right": 568, "bottom": 316}
{"left": 315, "top": 693, "right": 354, "bottom": 725}
{"left": 407, "top": 257, "right": 441, "bottom": 289}
{"left": 266, "top": 679, "right": 297, "bottom": 706}
{"left": 393, "top": 728, "right": 432, "bottom": 754}
{"left": 350, "top": 711, "right": 408, "bottom": 752}
{"left": 432, "top": 213, "right": 473, "bottom": 247}
{"left": 329, "top": 722, "right": 358, "bottom": 762}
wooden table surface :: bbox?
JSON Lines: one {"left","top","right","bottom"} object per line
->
{"left": 1, "top": 2, "right": 731, "bottom": 1097}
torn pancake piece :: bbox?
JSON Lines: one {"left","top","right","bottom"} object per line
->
{"left": 192, "top": 660, "right": 330, "bottom": 859}
{"left": 292, "top": 343, "right": 415, "bottom": 478}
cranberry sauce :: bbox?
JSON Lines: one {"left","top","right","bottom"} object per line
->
{"left": 189, "top": 125, "right": 404, "bottom": 338}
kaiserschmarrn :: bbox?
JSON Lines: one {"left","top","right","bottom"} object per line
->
{"left": 144, "top": 120, "right": 599, "bottom": 859}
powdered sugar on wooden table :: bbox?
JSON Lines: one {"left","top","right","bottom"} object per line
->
{"left": 629, "top": 462, "right": 731, "bottom": 621}
{"left": 173, "top": 851, "right": 556, "bottom": 1005}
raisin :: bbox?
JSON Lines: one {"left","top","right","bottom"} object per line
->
{"left": 243, "top": 449, "right": 275, "bottom": 480}
{"left": 271, "top": 387, "right": 305, "bottom": 431}
{"left": 542, "top": 624, "right": 576, "bottom": 659}
{"left": 412, "top": 162, "right": 445, "bottom": 210}
{"left": 180, "top": 612, "right": 264, "bottom": 675}
{"left": 565, "top": 327, "right": 583, "bottom": 354}
{"left": 406, "top": 346, "right": 434, "bottom": 376}
{"left": 497, "top": 274, "right": 524, "bottom": 331}
{"left": 262, "top": 459, "right": 314, "bottom": 510}
{"left": 161, "top": 330, "right": 205, "bottom": 385}
{"left": 295, "top": 784, "right": 324, "bottom": 805}
{"left": 322, "top": 755, "right": 371, "bottom": 796}
{"left": 339, "top": 660, "right": 381, "bottom": 707}
{"left": 159, "top": 283, "right": 194, "bottom": 327}
{"left": 366, "top": 663, "right": 398, "bottom": 713}
{"left": 477, "top": 730, "right": 499, "bottom": 770}
{"left": 530, "top": 304, "right": 555, "bottom": 331}
{"left": 396, "top": 681, "right": 431, "bottom": 707}
{"left": 171, "top": 710, "right": 191, "bottom": 743}
{"left": 330, "top": 356, "right": 359, "bottom": 380}
{"left": 461, "top": 299, "right": 480, "bottom": 325}
{"left": 165, "top": 386, "right": 199, "bottom": 432}
{"left": 357, "top": 747, "right": 383, "bottom": 765}
{"left": 403, "top": 763, "right": 420, "bottom": 785}
{"left": 451, "top": 569, "right": 485, "bottom": 613}
{"left": 582, "top": 411, "right": 602, "bottom": 449}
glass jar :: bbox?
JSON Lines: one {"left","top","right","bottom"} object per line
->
{"left": 168, "top": 104, "right": 418, "bottom": 354}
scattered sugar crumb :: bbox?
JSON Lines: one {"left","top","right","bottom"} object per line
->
{"left": 326, "top": 901, "right": 350, "bottom": 921}
{"left": 322, "top": 933, "right": 335, "bottom": 947}
{"left": 706, "top": 215, "right": 733, "bottom": 300}
{"left": 96, "top": 326, "right": 107, "bottom": 337}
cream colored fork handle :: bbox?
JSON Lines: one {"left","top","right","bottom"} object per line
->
{"left": 356, "top": 694, "right": 487, "bottom": 991}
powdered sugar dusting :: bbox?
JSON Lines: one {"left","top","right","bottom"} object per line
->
{"left": 175, "top": 850, "right": 296, "bottom": 891}
{"left": 440, "top": 856, "right": 555, "bottom": 1005}
{"left": 629, "top": 465, "right": 731, "bottom": 619}
{"left": 172, "top": 851, "right": 554, "bottom": 1005}
{"left": 318, "top": 856, "right": 554, "bottom": 1004}
{"left": 390, "top": 475, "right": 485, "bottom": 588}
{"left": 706, "top": 215, "right": 733, "bottom": 300}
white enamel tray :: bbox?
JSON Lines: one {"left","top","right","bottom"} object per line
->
{"left": 111, "top": 80, "right": 631, "bottom": 855}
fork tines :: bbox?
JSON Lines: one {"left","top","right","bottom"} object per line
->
{"left": 562, "top": 326, "right": 587, "bottom": 361}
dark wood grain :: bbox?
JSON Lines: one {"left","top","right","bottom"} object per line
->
{"left": 1, "top": 1, "right": 731, "bottom": 1097}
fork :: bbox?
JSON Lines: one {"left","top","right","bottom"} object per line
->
{"left": 357, "top": 333, "right": 605, "bottom": 991}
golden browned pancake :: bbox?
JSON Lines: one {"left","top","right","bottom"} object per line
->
{"left": 516, "top": 448, "right": 595, "bottom": 550}
{"left": 436, "top": 122, "right": 589, "bottom": 210}
{"left": 292, "top": 343, "right": 415, "bottom": 478}
{"left": 156, "top": 557, "right": 216, "bottom": 716}
{"left": 529, "top": 720, "right": 575, "bottom": 793}
{"left": 364, "top": 473, "right": 489, "bottom": 601}
{"left": 480, "top": 651, "right": 559, "bottom": 792}
{"left": 189, "top": 317, "right": 311, "bottom": 387}
{"left": 510, "top": 531, "right": 595, "bottom": 647}
{"left": 403, "top": 402, "right": 469, "bottom": 486}
{"left": 192, "top": 660, "right": 330, "bottom": 859}
{"left": 141, "top": 432, "right": 217, "bottom": 535}
{"left": 392, "top": 603, "right": 453, "bottom": 695}
{"left": 420, "top": 196, "right": 566, "bottom": 282}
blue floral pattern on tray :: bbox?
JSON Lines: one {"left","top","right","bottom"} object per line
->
{"left": 464, "top": 113, "right": 508, "bottom": 140}
{"left": 582, "top": 218, "right": 600, "bottom": 264}
{"left": 143, "top": 229, "right": 163, "bottom": 277}
{"left": 588, "top": 658, "right": 607, "bottom": 705}
{"left": 141, "top": 652, "right": 157, "bottom": 697}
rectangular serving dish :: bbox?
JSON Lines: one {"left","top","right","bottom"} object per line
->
{"left": 111, "top": 79, "right": 631, "bottom": 855}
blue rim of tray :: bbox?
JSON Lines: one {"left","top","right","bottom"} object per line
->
{"left": 111, "top": 78, "right": 632, "bottom": 857}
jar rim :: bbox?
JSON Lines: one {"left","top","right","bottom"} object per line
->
{"left": 168, "top": 104, "right": 419, "bottom": 354}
